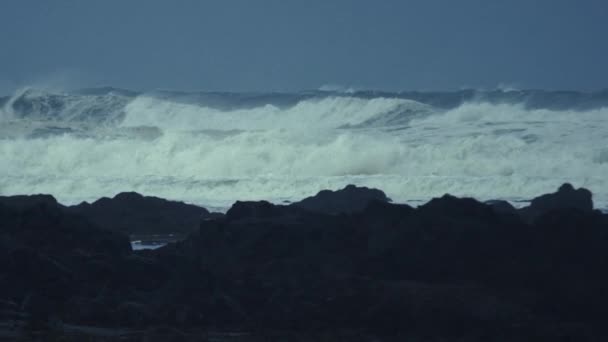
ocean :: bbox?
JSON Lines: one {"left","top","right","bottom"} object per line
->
{"left": 1, "top": 87, "right": 607, "bottom": 211}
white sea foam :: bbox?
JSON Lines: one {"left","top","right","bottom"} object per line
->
{"left": 1, "top": 90, "right": 607, "bottom": 210}
{"left": 120, "top": 95, "right": 431, "bottom": 131}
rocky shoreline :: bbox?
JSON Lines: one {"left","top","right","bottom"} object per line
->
{"left": 1, "top": 184, "right": 607, "bottom": 341}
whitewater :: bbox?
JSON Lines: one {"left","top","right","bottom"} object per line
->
{"left": 1, "top": 87, "right": 607, "bottom": 211}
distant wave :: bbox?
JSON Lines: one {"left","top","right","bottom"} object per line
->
{"left": 1, "top": 88, "right": 130, "bottom": 125}
{"left": 3, "top": 87, "right": 608, "bottom": 118}
{"left": 1, "top": 87, "right": 607, "bottom": 209}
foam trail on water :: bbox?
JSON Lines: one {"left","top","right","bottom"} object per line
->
{"left": 1, "top": 89, "right": 607, "bottom": 210}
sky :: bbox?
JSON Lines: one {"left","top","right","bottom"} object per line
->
{"left": 1, "top": 0, "right": 607, "bottom": 93}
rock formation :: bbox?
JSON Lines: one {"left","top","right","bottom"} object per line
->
{"left": 1, "top": 184, "right": 607, "bottom": 340}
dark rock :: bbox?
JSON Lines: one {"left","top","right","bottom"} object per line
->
{"left": 0, "top": 195, "right": 131, "bottom": 256}
{"left": 419, "top": 194, "right": 496, "bottom": 220}
{"left": 291, "top": 184, "right": 391, "bottom": 214}
{"left": 68, "top": 192, "right": 210, "bottom": 235}
{"left": 0, "top": 194, "right": 60, "bottom": 211}
{"left": 2, "top": 186, "right": 608, "bottom": 340}
{"left": 486, "top": 199, "right": 517, "bottom": 215}
{"left": 356, "top": 199, "right": 414, "bottom": 225}
{"left": 225, "top": 200, "right": 290, "bottom": 221}
{"left": 0, "top": 196, "right": 135, "bottom": 333}
{"left": 519, "top": 183, "right": 593, "bottom": 223}
{"left": 113, "top": 302, "right": 150, "bottom": 327}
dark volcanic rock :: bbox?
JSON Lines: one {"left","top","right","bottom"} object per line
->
{"left": 2, "top": 185, "right": 608, "bottom": 340}
{"left": 0, "top": 196, "right": 134, "bottom": 331}
{"left": 191, "top": 189, "right": 608, "bottom": 337}
{"left": 0, "top": 196, "right": 131, "bottom": 256}
{"left": 485, "top": 199, "right": 517, "bottom": 215}
{"left": 226, "top": 200, "right": 292, "bottom": 221}
{"left": 519, "top": 183, "right": 594, "bottom": 223}
{"left": 291, "top": 184, "right": 391, "bottom": 214}
{"left": 419, "top": 194, "right": 496, "bottom": 220}
{"left": 68, "top": 192, "right": 210, "bottom": 235}
{"left": 0, "top": 194, "right": 60, "bottom": 211}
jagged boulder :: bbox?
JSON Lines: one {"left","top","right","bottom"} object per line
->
{"left": 485, "top": 199, "right": 518, "bottom": 215}
{"left": 291, "top": 184, "right": 391, "bottom": 214}
{"left": 0, "top": 194, "right": 60, "bottom": 211}
{"left": 0, "top": 195, "right": 133, "bottom": 329}
{"left": 69, "top": 192, "right": 210, "bottom": 235}
{"left": 1, "top": 185, "right": 608, "bottom": 339}
{"left": 519, "top": 183, "right": 593, "bottom": 223}
{"left": 0, "top": 195, "right": 131, "bottom": 256}
{"left": 226, "top": 200, "right": 290, "bottom": 221}
{"left": 419, "top": 194, "right": 496, "bottom": 220}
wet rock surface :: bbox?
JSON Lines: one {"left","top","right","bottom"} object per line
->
{"left": 291, "top": 184, "right": 391, "bottom": 214}
{"left": 1, "top": 184, "right": 608, "bottom": 340}
{"left": 68, "top": 192, "right": 211, "bottom": 235}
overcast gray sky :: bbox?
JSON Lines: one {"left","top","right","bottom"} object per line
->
{"left": 1, "top": 0, "right": 607, "bottom": 93}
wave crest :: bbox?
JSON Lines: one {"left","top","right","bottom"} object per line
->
{"left": 1, "top": 87, "right": 607, "bottom": 209}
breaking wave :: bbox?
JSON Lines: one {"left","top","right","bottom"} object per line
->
{"left": 1, "top": 88, "right": 607, "bottom": 210}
